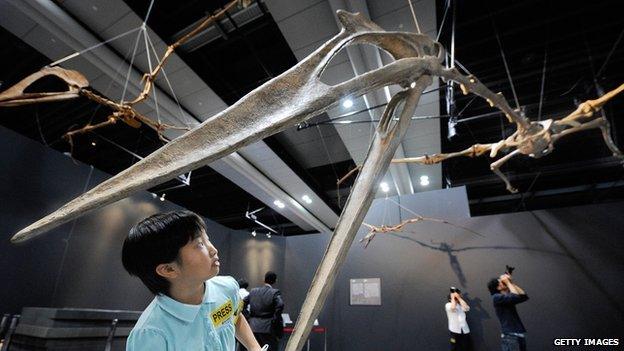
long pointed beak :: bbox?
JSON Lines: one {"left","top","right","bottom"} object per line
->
{"left": 10, "top": 11, "right": 441, "bottom": 243}
{"left": 0, "top": 67, "right": 88, "bottom": 107}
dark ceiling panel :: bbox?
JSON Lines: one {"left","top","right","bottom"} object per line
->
{"left": 0, "top": 25, "right": 292, "bottom": 235}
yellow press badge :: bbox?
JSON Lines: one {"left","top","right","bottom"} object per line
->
{"left": 233, "top": 299, "right": 244, "bottom": 323}
{"left": 210, "top": 299, "right": 234, "bottom": 327}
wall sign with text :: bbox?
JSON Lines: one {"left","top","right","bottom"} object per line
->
{"left": 349, "top": 278, "right": 381, "bottom": 305}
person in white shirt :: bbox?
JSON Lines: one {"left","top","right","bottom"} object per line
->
{"left": 445, "top": 287, "right": 472, "bottom": 351}
{"left": 238, "top": 279, "right": 250, "bottom": 300}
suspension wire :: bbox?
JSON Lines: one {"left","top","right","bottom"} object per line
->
{"left": 454, "top": 59, "right": 472, "bottom": 76}
{"left": 407, "top": 0, "right": 422, "bottom": 34}
{"left": 436, "top": 0, "right": 451, "bottom": 42}
{"left": 121, "top": 28, "right": 144, "bottom": 102}
{"left": 48, "top": 27, "right": 141, "bottom": 67}
{"left": 142, "top": 0, "right": 157, "bottom": 26}
{"left": 537, "top": 46, "right": 548, "bottom": 121}
{"left": 381, "top": 193, "right": 388, "bottom": 226}
{"left": 145, "top": 33, "right": 193, "bottom": 128}
{"left": 582, "top": 32, "right": 601, "bottom": 95}
{"left": 306, "top": 114, "right": 450, "bottom": 128}
{"left": 298, "top": 85, "right": 447, "bottom": 129}
{"left": 456, "top": 95, "right": 477, "bottom": 117}
{"left": 51, "top": 165, "right": 94, "bottom": 304}
{"left": 317, "top": 125, "right": 339, "bottom": 178}
{"left": 387, "top": 197, "right": 423, "bottom": 218}
{"left": 489, "top": 16, "right": 521, "bottom": 111}
{"left": 514, "top": 171, "right": 541, "bottom": 212}
{"left": 35, "top": 107, "right": 48, "bottom": 146}
{"left": 141, "top": 27, "right": 161, "bottom": 124}
{"left": 595, "top": 25, "right": 624, "bottom": 79}
{"left": 87, "top": 30, "right": 147, "bottom": 127}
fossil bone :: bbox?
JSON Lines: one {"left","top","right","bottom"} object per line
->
{"left": 6, "top": 10, "right": 535, "bottom": 351}
{"left": 0, "top": 0, "right": 247, "bottom": 144}
{"left": 338, "top": 83, "right": 624, "bottom": 193}
{"left": 0, "top": 66, "right": 88, "bottom": 106}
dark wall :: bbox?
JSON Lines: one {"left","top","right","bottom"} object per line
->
{"left": 5, "top": 124, "right": 624, "bottom": 350}
{"left": 0, "top": 126, "right": 272, "bottom": 314}
{"left": 282, "top": 189, "right": 624, "bottom": 350}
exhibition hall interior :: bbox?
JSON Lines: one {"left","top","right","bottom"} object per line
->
{"left": 1, "top": 0, "right": 623, "bottom": 350}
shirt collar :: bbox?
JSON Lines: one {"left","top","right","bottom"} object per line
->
{"left": 157, "top": 282, "right": 216, "bottom": 323}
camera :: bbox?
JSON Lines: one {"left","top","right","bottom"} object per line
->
{"left": 505, "top": 265, "right": 515, "bottom": 275}
{"left": 449, "top": 287, "right": 461, "bottom": 294}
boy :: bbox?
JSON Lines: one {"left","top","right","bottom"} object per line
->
{"left": 122, "top": 210, "right": 263, "bottom": 351}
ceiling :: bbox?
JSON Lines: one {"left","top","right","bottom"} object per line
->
{"left": 0, "top": 0, "right": 622, "bottom": 235}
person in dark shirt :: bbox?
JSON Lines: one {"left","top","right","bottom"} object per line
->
{"left": 244, "top": 271, "right": 284, "bottom": 351}
{"left": 487, "top": 273, "right": 529, "bottom": 351}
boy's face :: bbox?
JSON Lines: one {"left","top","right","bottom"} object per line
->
{"left": 175, "top": 230, "right": 220, "bottom": 283}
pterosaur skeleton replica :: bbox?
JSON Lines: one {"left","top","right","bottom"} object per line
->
{"left": 338, "top": 83, "right": 624, "bottom": 193}
{"left": 0, "top": 8, "right": 586, "bottom": 351}
{"left": 359, "top": 198, "right": 484, "bottom": 249}
{"left": 0, "top": 0, "right": 248, "bottom": 147}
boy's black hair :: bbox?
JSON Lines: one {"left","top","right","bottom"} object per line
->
{"left": 122, "top": 210, "right": 206, "bottom": 295}
{"left": 487, "top": 278, "right": 500, "bottom": 295}
{"left": 264, "top": 271, "right": 277, "bottom": 285}
{"left": 238, "top": 279, "right": 249, "bottom": 289}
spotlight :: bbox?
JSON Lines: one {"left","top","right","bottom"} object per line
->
{"left": 91, "top": 141, "right": 97, "bottom": 147}
{"left": 151, "top": 193, "right": 157, "bottom": 199}
{"left": 420, "top": 175, "right": 430, "bottom": 186}
{"left": 251, "top": 230, "right": 257, "bottom": 237}
{"left": 410, "top": 82, "right": 416, "bottom": 88}
{"left": 342, "top": 99, "right": 353, "bottom": 108}
{"left": 380, "top": 182, "right": 390, "bottom": 193}
{"left": 273, "top": 200, "right": 285, "bottom": 209}
{"left": 447, "top": 120, "right": 457, "bottom": 139}
{"left": 159, "top": 193, "right": 166, "bottom": 201}
{"left": 266, "top": 233, "right": 272, "bottom": 239}
{"left": 301, "top": 195, "right": 312, "bottom": 204}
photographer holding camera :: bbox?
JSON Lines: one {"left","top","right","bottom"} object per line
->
{"left": 445, "top": 287, "right": 472, "bottom": 351}
{"left": 487, "top": 266, "right": 529, "bottom": 351}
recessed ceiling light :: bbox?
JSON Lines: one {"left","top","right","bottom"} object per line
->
{"left": 273, "top": 200, "right": 285, "bottom": 209}
{"left": 342, "top": 99, "right": 353, "bottom": 108}
{"left": 301, "top": 195, "right": 312, "bottom": 204}
{"left": 380, "top": 182, "right": 390, "bottom": 193}
{"left": 420, "top": 175, "right": 430, "bottom": 186}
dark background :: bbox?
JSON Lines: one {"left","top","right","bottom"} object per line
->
{"left": 2, "top": 124, "right": 623, "bottom": 349}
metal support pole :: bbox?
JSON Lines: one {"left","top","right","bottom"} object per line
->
{"left": 446, "top": 0, "right": 457, "bottom": 139}
{"left": 104, "top": 318, "right": 119, "bottom": 351}
{"left": 0, "top": 314, "right": 10, "bottom": 340}
{"left": 0, "top": 315, "right": 20, "bottom": 351}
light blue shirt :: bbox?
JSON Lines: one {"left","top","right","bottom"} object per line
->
{"left": 126, "top": 276, "right": 240, "bottom": 351}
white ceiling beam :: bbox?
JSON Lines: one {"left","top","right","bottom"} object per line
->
{"left": 2, "top": 0, "right": 337, "bottom": 232}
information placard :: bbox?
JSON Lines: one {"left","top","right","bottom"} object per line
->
{"left": 349, "top": 278, "right": 381, "bottom": 305}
